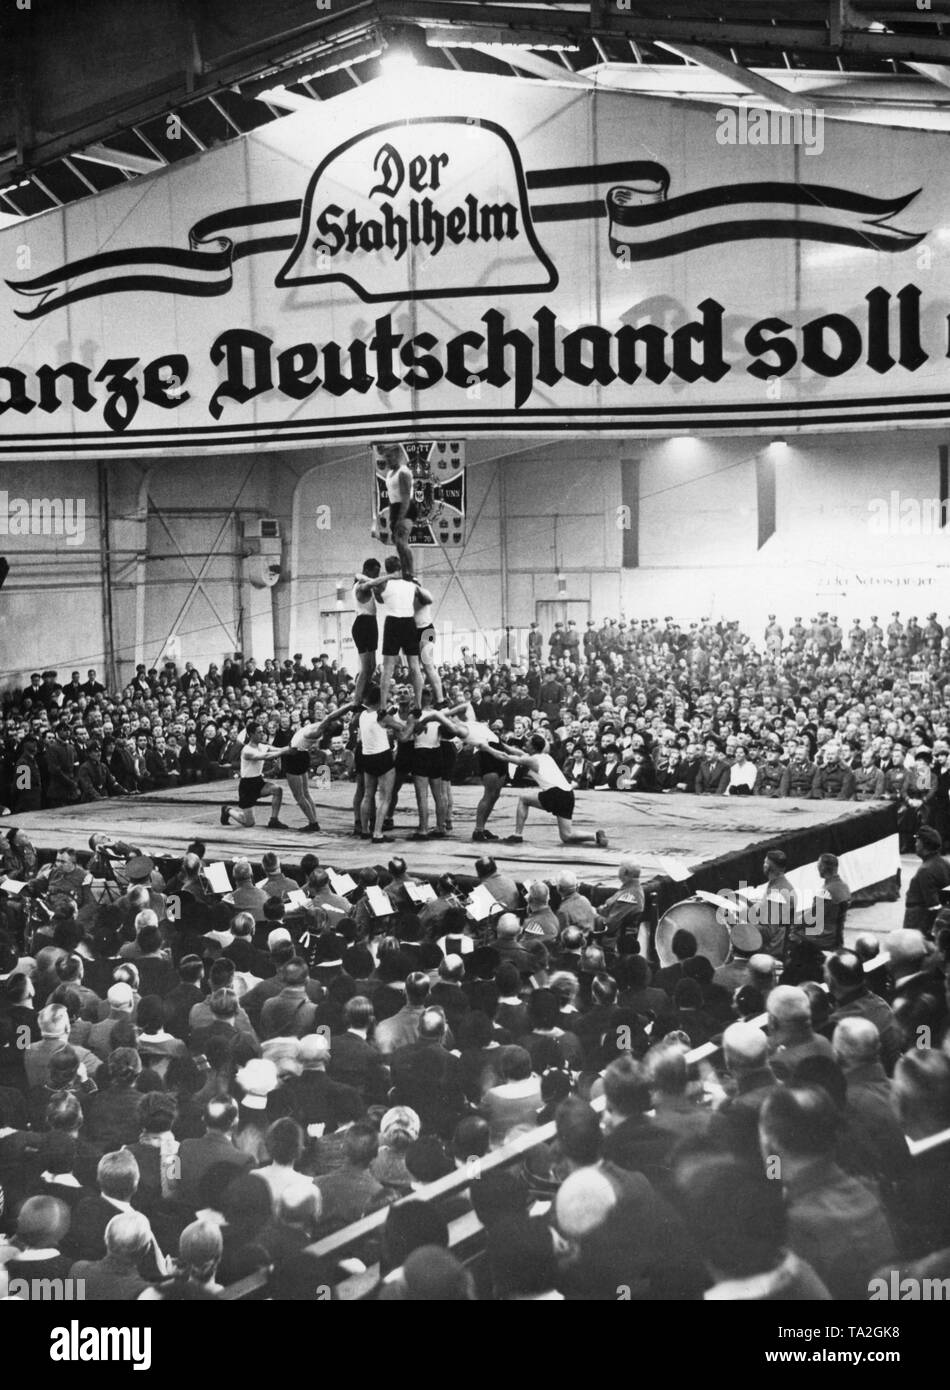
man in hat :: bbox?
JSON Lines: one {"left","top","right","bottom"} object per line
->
{"left": 764, "top": 614, "right": 783, "bottom": 653}
{"left": 903, "top": 826, "right": 950, "bottom": 935}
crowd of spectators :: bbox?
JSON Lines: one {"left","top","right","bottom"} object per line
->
{"left": 3, "top": 611, "right": 950, "bottom": 853}
{"left": 0, "top": 825, "right": 949, "bottom": 1301}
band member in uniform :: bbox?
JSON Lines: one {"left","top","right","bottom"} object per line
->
{"left": 358, "top": 684, "right": 406, "bottom": 844}
{"left": 483, "top": 734, "right": 609, "bottom": 848}
{"left": 220, "top": 722, "right": 288, "bottom": 829}
{"left": 380, "top": 445, "right": 416, "bottom": 578}
{"left": 282, "top": 700, "right": 357, "bottom": 833}
{"left": 417, "top": 703, "right": 507, "bottom": 842}
{"left": 364, "top": 557, "right": 424, "bottom": 708}
{"left": 351, "top": 559, "right": 381, "bottom": 705}
{"left": 413, "top": 578, "right": 444, "bottom": 705}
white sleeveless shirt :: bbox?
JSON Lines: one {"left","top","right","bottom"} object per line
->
{"left": 353, "top": 581, "right": 376, "bottom": 616}
{"left": 359, "top": 708, "right": 391, "bottom": 757}
{"left": 529, "top": 752, "right": 571, "bottom": 792}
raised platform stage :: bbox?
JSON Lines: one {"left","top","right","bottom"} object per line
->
{"left": 11, "top": 781, "right": 900, "bottom": 916}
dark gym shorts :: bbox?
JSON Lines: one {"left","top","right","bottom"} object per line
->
{"left": 538, "top": 785, "right": 575, "bottom": 820}
{"left": 440, "top": 740, "right": 457, "bottom": 779}
{"left": 283, "top": 750, "right": 311, "bottom": 776}
{"left": 475, "top": 742, "right": 505, "bottom": 779}
{"left": 354, "top": 745, "right": 364, "bottom": 775}
{"left": 238, "top": 775, "right": 265, "bottom": 809}
{"left": 388, "top": 500, "right": 418, "bottom": 529}
{"left": 382, "top": 615, "right": 420, "bottom": 657}
{"left": 395, "top": 740, "right": 414, "bottom": 773}
{"left": 352, "top": 614, "right": 378, "bottom": 654}
{"left": 362, "top": 749, "right": 394, "bottom": 777}
{"left": 413, "top": 747, "right": 443, "bottom": 780}
{"left": 416, "top": 623, "right": 436, "bottom": 648}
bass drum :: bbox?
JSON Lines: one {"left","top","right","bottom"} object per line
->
{"left": 654, "top": 897, "right": 731, "bottom": 969}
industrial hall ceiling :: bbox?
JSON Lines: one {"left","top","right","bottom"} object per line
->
{"left": 4, "top": 1, "right": 950, "bottom": 220}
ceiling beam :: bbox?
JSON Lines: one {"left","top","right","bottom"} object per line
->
{"left": 654, "top": 42, "right": 822, "bottom": 110}
{"left": 906, "top": 61, "right": 950, "bottom": 90}
{"left": 77, "top": 142, "right": 164, "bottom": 175}
{"left": 251, "top": 86, "right": 321, "bottom": 112}
{"left": 472, "top": 45, "right": 596, "bottom": 85}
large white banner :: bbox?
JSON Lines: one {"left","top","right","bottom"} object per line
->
{"left": 0, "top": 71, "right": 946, "bottom": 457}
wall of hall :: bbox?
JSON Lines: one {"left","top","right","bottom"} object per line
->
{"left": 3, "top": 428, "right": 946, "bottom": 696}
{"left": 631, "top": 431, "right": 950, "bottom": 632}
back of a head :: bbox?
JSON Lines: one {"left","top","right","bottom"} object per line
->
{"left": 555, "top": 1097, "right": 602, "bottom": 1167}
{"left": 645, "top": 1039, "right": 689, "bottom": 1096}
{"left": 885, "top": 929, "right": 928, "bottom": 972}
{"left": 179, "top": 1219, "right": 223, "bottom": 1279}
{"left": 382, "top": 1200, "right": 450, "bottom": 1273}
{"left": 824, "top": 950, "right": 864, "bottom": 997}
{"left": 97, "top": 1149, "right": 140, "bottom": 1201}
{"left": 555, "top": 1167, "right": 617, "bottom": 1240}
{"left": 723, "top": 1021, "right": 769, "bottom": 1073}
{"left": 205, "top": 1098, "right": 239, "bottom": 1133}
{"left": 679, "top": 1155, "right": 786, "bottom": 1279}
{"left": 494, "top": 962, "right": 520, "bottom": 997}
{"left": 402, "top": 1246, "right": 472, "bottom": 1300}
{"left": 527, "top": 988, "right": 559, "bottom": 1031}
{"left": 405, "top": 971, "right": 431, "bottom": 1006}
{"left": 470, "top": 1169, "right": 530, "bottom": 1228}
{"left": 475, "top": 857, "right": 497, "bottom": 880}
{"left": 344, "top": 1122, "right": 379, "bottom": 1169}
{"left": 105, "top": 1210, "right": 152, "bottom": 1261}
{"left": 893, "top": 1048, "right": 950, "bottom": 1136}
{"left": 17, "top": 1195, "right": 70, "bottom": 1250}
{"left": 496, "top": 913, "right": 521, "bottom": 942}
{"left": 453, "top": 1115, "right": 490, "bottom": 1163}
{"left": 791, "top": 1054, "right": 848, "bottom": 1112}
{"left": 603, "top": 1053, "right": 651, "bottom": 1118}
{"left": 418, "top": 1006, "right": 446, "bottom": 1043}
{"left": 760, "top": 1085, "right": 839, "bottom": 1161}
{"left": 767, "top": 984, "right": 812, "bottom": 1030}
{"left": 502, "top": 1046, "right": 533, "bottom": 1083}
{"left": 209, "top": 986, "right": 238, "bottom": 1020}
{"left": 832, "top": 1016, "right": 880, "bottom": 1069}
{"left": 671, "top": 928, "right": 697, "bottom": 961}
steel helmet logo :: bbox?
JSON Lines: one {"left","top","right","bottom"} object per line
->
{"left": 4, "top": 111, "right": 924, "bottom": 321}
{"left": 276, "top": 117, "right": 557, "bottom": 301}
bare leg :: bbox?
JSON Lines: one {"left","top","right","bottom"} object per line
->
{"left": 476, "top": 773, "right": 503, "bottom": 833}
{"left": 374, "top": 769, "right": 396, "bottom": 840}
{"left": 360, "top": 775, "right": 378, "bottom": 834}
{"left": 269, "top": 785, "right": 283, "bottom": 819}
{"left": 353, "top": 651, "right": 376, "bottom": 706}
{"left": 420, "top": 646, "right": 443, "bottom": 702}
{"left": 515, "top": 794, "right": 533, "bottom": 835}
{"left": 431, "top": 778, "right": 447, "bottom": 832}
{"left": 556, "top": 816, "right": 606, "bottom": 846}
{"left": 393, "top": 520, "right": 413, "bottom": 578}
{"left": 407, "top": 656, "right": 424, "bottom": 706}
{"left": 443, "top": 777, "right": 453, "bottom": 829}
{"left": 413, "top": 775, "right": 429, "bottom": 833}
{"left": 287, "top": 772, "right": 319, "bottom": 826}
{"left": 380, "top": 655, "right": 396, "bottom": 708}
{"left": 353, "top": 774, "right": 364, "bottom": 830}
